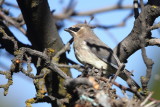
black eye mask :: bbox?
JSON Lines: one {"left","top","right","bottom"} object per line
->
{"left": 68, "top": 27, "right": 80, "bottom": 32}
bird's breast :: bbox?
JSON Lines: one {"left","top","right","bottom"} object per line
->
{"left": 73, "top": 40, "right": 108, "bottom": 70}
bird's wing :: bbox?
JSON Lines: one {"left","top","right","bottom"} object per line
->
{"left": 85, "top": 37, "right": 119, "bottom": 69}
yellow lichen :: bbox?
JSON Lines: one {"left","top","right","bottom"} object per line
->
{"left": 152, "top": 5, "right": 157, "bottom": 8}
{"left": 26, "top": 98, "right": 35, "bottom": 107}
{"left": 31, "top": 1, "right": 38, "bottom": 8}
{"left": 52, "top": 57, "right": 59, "bottom": 62}
{"left": 47, "top": 48, "right": 55, "bottom": 53}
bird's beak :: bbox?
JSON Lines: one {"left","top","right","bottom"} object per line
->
{"left": 64, "top": 28, "right": 71, "bottom": 32}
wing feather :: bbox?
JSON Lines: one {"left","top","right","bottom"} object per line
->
{"left": 84, "top": 37, "right": 118, "bottom": 69}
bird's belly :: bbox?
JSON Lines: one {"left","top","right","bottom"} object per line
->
{"left": 74, "top": 42, "right": 108, "bottom": 70}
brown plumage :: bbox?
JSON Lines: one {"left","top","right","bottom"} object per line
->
{"left": 65, "top": 23, "right": 139, "bottom": 88}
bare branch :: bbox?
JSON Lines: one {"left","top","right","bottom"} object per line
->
{"left": 72, "top": 5, "right": 133, "bottom": 16}
{"left": 17, "top": 47, "right": 70, "bottom": 79}
{"left": 139, "top": 0, "right": 154, "bottom": 91}
{"left": 148, "top": 38, "right": 160, "bottom": 46}
{"left": 0, "top": 70, "right": 13, "bottom": 96}
{"left": 149, "top": 22, "right": 160, "bottom": 30}
{"left": 25, "top": 95, "right": 68, "bottom": 107}
{"left": 0, "top": 27, "right": 18, "bottom": 50}
{"left": 4, "top": 1, "right": 19, "bottom": 8}
{"left": 55, "top": 63, "right": 85, "bottom": 72}
{"left": 111, "top": 63, "right": 125, "bottom": 84}
{"left": 54, "top": 5, "right": 133, "bottom": 19}
{"left": 54, "top": 38, "right": 73, "bottom": 58}
{"left": 0, "top": 10, "right": 26, "bottom": 34}
{"left": 141, "top": 92, "right": 153, "bottom": 106}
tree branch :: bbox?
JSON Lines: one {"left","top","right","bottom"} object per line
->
{"left": 113, "top": 3, "right": 160, "bottom": 63}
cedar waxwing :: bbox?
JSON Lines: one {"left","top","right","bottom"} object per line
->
{"left": 65, "top": 24, "right": 139, "bottom": 88}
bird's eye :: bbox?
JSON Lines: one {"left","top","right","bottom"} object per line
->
{"left": 69, "top": 27, "right": 80, "bottom": 32}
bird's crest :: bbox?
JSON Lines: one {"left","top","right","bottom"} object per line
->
{"left": 84, "top": 16, "right": 94, "bottom": 24}
{"left": 83, "top": 16, "right": 96, "bottom": 29}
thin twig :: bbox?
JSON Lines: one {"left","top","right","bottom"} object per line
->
{"left": 141, "top": 92, "right": 153, "bottom": 106}
{"left": 0, "top": 27, "right": 18, "bottom": 50}
{"left": 139, "top": 0, "right": 154, "bottom": 90}
{"left": 148, "top": 38, "right": 160, "bottom": 46}
{"left": 149, "top": 22, "right": 160, "bottom": 30}
{"left": 0, "top": 70, "right": 13, "bottom": 96}
{"left": 111, "top": 63, "right": 125, "bottom": 84}
{"left": 19, "top": 47, "right": 70, "bottom": 79}
{"left": 54, "top": 5, "right": 133, "bottom": 19}
{"left": 0, "top": 10, "right": 26, "bottom": 34}
{"left": 54, "top": 38, "right": 73, "bottom": 58}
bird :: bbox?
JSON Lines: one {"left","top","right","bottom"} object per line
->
{"left": 64, "top": 23, "right": 139, "bottom": 88}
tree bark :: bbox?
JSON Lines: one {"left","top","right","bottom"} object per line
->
{"left": 114, "top": 2, "right": 160, "bottom": 63}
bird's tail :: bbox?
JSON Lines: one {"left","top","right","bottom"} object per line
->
{"left": 118, "top": 69, "right": 140, "bottom": 89}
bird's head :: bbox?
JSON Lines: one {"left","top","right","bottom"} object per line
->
{"left": 64, "top": 24, "right": 95, "bottom": 38}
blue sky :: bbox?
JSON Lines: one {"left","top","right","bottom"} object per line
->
{"left": 0, "top": 0, "right": 160, "bottom": 107}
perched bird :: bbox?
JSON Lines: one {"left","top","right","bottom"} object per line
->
{"left": 65, "top": 23, "right": 139, "bottom": 88}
